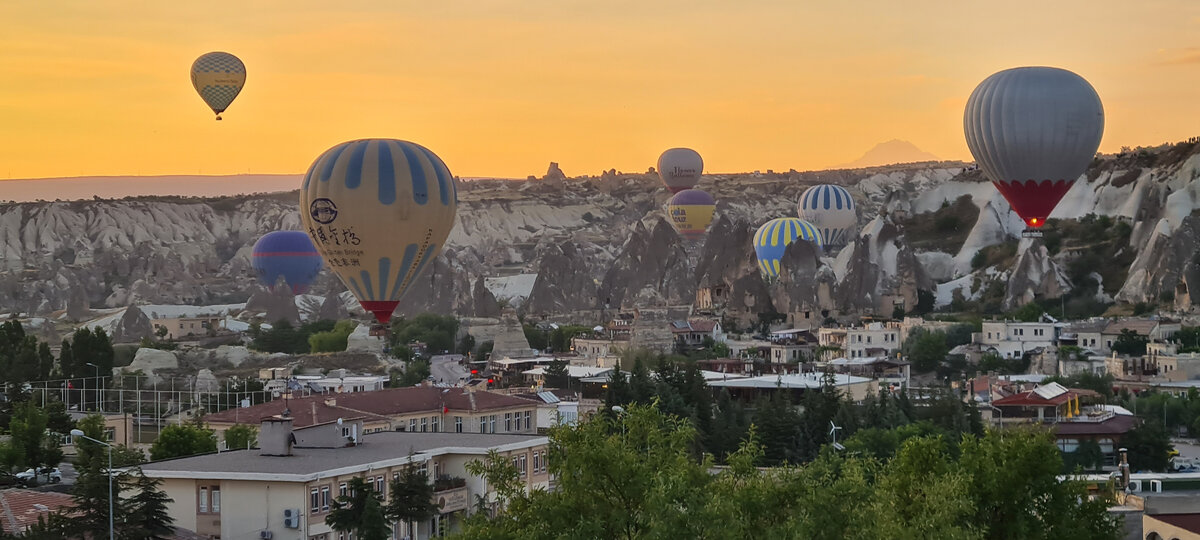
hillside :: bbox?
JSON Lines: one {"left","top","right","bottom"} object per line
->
{"left": 2, "top": 139, "right": 1200, "bottom": 329}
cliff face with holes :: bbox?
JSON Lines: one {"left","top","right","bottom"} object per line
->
{"left": 5, "top": 140, "right": 1200, "bottom": 329}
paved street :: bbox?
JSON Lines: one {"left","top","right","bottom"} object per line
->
{"left": 430, "top": 354, "right": 469, "bottom": 385}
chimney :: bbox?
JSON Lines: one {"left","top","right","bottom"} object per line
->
{"left": 260, "top": 416, "right": 295, "bottom": 456}
{"left": 325, "top": 397, "right": 337, "bottom": 407}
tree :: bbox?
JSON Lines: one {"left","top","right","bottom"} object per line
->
{"left": 386, "top": 463, "right": 438, "bottom": 539}
{"left": 308, "top": 320, "right": 357, "bottom": 353}
{"left": 544, "top": 358, "right": 570, "bottom": 389}
{"left": 7, "top": 402, "right": 62, "bottom": 482}
{"left": 74, "top": 414, "right": 145, "bottom": 473}
{"left": 326, "top": 476, "right": 390, "bottom": 540}
{"left": 390, "top": 314, "right": 460, "bottom": 355}
{"left": 1112, "top": 329, "right": 1148, "bottom": 356}
{"left": 149, "top": 424, "right": 217, "bottom": 461}
{"left": 396, "top": 359, "right": 431, "bottom": 387}
{"left": 1124, "top": 421, "right": 1172, "bottom": 472}
{"left": 121, "top": 471, "right": 176, "bottom": 539}
{"left": 903, "top": 328, "right": 949, "bottom": 373}
{"left": 223, "top": 424, "right": 258, "bottom": 450}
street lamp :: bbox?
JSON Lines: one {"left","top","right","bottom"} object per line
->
{"left": 70, "top": 428, "right": 113, "bottom": 540}
{"left": 86, "top": 363, "right": 100, "bottom": 411}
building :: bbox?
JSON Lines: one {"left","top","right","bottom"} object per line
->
{"left": 152, "top": 316, "right": 222, "bottom": 340}
{"left": 1102, "top": 318, "right": 1181, "bottom": 351}
{"left": 63, "top": 411, "right": 133, "bottom": 451}
{"left": 991, "top": 382, "right": 1136, "bottom": 466}
{"left": 0, "top": 490, "right": 74, "bottom": 534}
{"left": 671, "top": 319, "right": 723, "bottom": 347}
{"left": 139, "top": 415, "right": 550, "bottom": 540}
{"left": 977, "top": 320, "right": 1058, "bottom": 359}
{"left": 202, "top": 387, "right": 539, "bottom": 447}
{"left": 816, "top": 328, "right": 848, "bottom": 362}
{"left": 521, "top": 365, "right": 612, "bottom": 387}
{"left": 823, "top": 357, "right": 911, "bottom": 388}
{"left": 707, "top": 372, "right": 875, "bottom": 402}
{"left": 292, "top": 374, "right": 389, "bottom": 394}
{"left": 844, "top": 322, "right": 901, "bottom": 359}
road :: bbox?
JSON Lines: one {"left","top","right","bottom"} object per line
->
{"left": 430, "top": 354, "right": 469, "bottom": 385}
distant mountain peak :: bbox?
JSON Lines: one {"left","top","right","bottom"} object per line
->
{"left": 838, "top": 140, "right": 939, "bottom": 169}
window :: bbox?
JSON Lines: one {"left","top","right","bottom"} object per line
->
{"left": 432, "top": 416, "right": 440, "bottom": 432}
{"left": 311, "top": 488, "right": 320, "bottom": 512}
{"left": 199, "top": 487, "right": 208, "bottom": 513}
{"left": 524, "top": 411, "right": 532, "bottom": 431}
{"left": 375, "top": 475, "right": 385, "bottom": 495}
{"left": 533, "top": 451, "right": 541, "bottom": 473}
{"left": 489, "top": 415, "right": 497, "bottom": 433}
{"left": 519, "top": 454, "right": 527, "bottom": 477}
{"left": 421, "top": 417, "right": 428, "bottom": 432}
{"left": 505, "top": 413, "right": 512, "bottom": 432}
{"left": 321, "top": 486, "right": 331, "bottom": 511}
{"left": 104, "top": 428, "right": 115, "bottom": 442}
{"left": 211, "top": 488, "right": 221, "bottom": 513}
{"left": 339, "top": 482, "right": 348, "bottom": 498}
{"left": 409, "top": 419, "right": 417, "bottom": 432}
{"left": 479, "top": 417, "right": 486, "bottom": 433}
{"left": 455, "top": 416, "right": 463, "bottom": 433}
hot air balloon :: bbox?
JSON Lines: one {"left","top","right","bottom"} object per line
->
{"left": 665, "top": 189, "right": 716, "bottom": 241}
{"left": 753, "top": 218, "right": 824, "bottom": 278}
{"left": 191, "top": 52, "right": 246, "bottom": 120}
{"left": 964, "top": 67, "right": 1104, "bottom": 235}
{"left": 657, "top": 148, "right": 703, "bottom": 193}
{"left": 251, "top": 231, "right": 324, "bottom": 295}
{"left": 797, "top": 184, "right": 856, "bottom": 248}
{"left": 299, "top": 139, "right": 458, "bottom": 326}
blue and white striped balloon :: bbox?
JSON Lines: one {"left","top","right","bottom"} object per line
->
{"left": 797, "top": 184, "right": 856, "bottom": 247}
{"left": 299, "top": 139, "right": 458, "bottom": 324}
{"left": 753, "top": 218, "right": 824, "bottom": 278}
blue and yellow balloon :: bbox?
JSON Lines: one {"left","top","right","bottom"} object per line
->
{"left": 299, "top": 139, "right": 458, "bottom": 324}
{"left": 191, "top": 52, "right": 246, "bottom": 120}
{"left": 753, "top": 218, "right": 823, "bottom": 278}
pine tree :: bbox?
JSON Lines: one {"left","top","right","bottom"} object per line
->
{"left": 121, "top": 472, "right": 176, "bottom": 539}
{"left": 326, "top": 477, "right": 390, "bottom": 540}
{"left": 386, "top": 464, "right": 438, "bottom": 539}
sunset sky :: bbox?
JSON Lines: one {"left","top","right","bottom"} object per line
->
{"left": 1, "top": 1, "right": 1198, "bottom": 180}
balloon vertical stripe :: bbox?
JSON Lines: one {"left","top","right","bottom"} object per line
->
{"left": 797, "top": 184, "right": 856, "bottom": 248}
{"left": 417, "top": 146, "right": 452, "bottom": 206}
{"left": 377, "top": 257, "right": 392, "bottom": 304}
{"left": 388, "top": 244, "right": 419, "bottom": 300}
{"left": 359, "top": 270, "right": 375, "bottom": 299}
{"left": 377, "top": 142, "right": 397, "bottom": 205}
{"left": 398, "top": 144, "right": 429, "bottom": 206}
{"left": 753, "top": 217, "right": 823, "bottom": 278}
{"left": 319, "top": 143, "right": 351, "bottom": 183}
{"left": 345, "top": 142, "right": 369, "bottom": 189}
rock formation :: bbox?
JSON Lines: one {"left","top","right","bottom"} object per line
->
{"left": 111, "top": 305, "right": 153, "bottom": 343}
{"left": 523, "top": 242, "right": 599, "bottom": 317}
{"left": 596, "top": 217, "right": 694, "bottom": 310}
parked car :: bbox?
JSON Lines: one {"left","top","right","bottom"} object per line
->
{"left": 16, "top": 468, "right": 61, "bottom": 485}
{"left": 0, "top": 473, "right": 19, "bottom": 489}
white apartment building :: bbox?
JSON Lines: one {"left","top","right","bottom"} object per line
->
{"left": 844, "top": 322, "right": 901, "bottom": 359}
{"left": 978, "top": 321, "right": 1057, "bottom": 358}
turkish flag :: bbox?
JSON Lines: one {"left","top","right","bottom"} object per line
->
{"left": 67, "top": 382, "right": 74, "bottom": 389}
{"left": 442, "top": 406, "right": 448, "bottom": 414}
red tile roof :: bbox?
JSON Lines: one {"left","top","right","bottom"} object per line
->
{"left": 0, "top": 490, "right": 73, "bottom": 533}
{"left": 204, "top": 387, "right": 535, "bottom": 428}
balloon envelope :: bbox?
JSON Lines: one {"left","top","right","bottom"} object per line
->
{"left": 753, "top": 218, "right": 823, "bottom": 278}
{"left": 299, "top": 139, "right": 458, "bottom": 324}
{"left": 191, "top": 52, "right": 246, "bottom": 119}
{"left": 665, "top": 189, "right": 716, "bottom": 241}
{"left": 252, "top": 231, "right": 323, "bottom": 294}
{"left": 657, "top": 148, "right": 703, "bottom": 193}
{"left": 797, "top": 184, "right": 856, "bottom": 247}
{"left": 964, "top": 66, "right": 1104, "bottom": 229}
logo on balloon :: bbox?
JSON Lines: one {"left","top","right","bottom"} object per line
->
{"left": 310, "top": 198, "right": 338, "bottom": 224}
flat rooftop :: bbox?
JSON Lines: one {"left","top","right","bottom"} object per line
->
{"left": 138, "top": 431, "right": 547, "bottom": 482}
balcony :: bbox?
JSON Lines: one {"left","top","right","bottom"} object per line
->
{"left": 433, "top": 475, "right": 466, "bottom": 492}
{"left": 431, "top": 475, "right": 469, "bottom": 514}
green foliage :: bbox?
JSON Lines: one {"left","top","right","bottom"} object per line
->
{"left": 1123, "top": 421, "right": 1172, "bottom": 472}
{"left": 386, "top": 463, "right": 438, "bottom": 534}
{"left": 891, "top": 305, "right": 905, "bottom": 321}
{"left": 522, "top": 324, "right": 548, "bottom": 351}
{"left": 549, "top": 325, "right": 593, "bottom": 353}
{"left": 74, "top": 413, "right": 150, "bottom": 473}
{"left": 60, "top": 327, "right": 114, "bottom": 380}
{"left": 394, "top": 359, "right": 431, "bottom": 387}
{"left": 1112, "top": 329, "right": 1148, "bottom": 356}
{"left": 1178, "top": 325, "right": 1200, "bottom": 353}
{"left": 978, "top": 352, "right": 1026, "bottom": 375}
{"left": 1008, "top": 301, "right": 1044, "bottom": 323}
{"left": 390, "top": 314, "right": 460, "bottom": 355}
{"left": 223, "top": 424, "right": 258, "bottom": 450}
{"left": 251, "top": 319, "right": 338, "bottom": 354}
{"left": 903, "top": 328, "right": 949, "bottom": 373}
{"left": 326, "top": 476, "right": 390, "bottom": 540}
{"left": 7, "top": 402, "right": 62, "bottom": 476}
{"left": 308, "top": 320, "right": 357, "bottom": 353}
{"left": 945, "top": 323, "right": 978, "bottom": 348}
{"left": 148, "top": 424, "right": 217, "bottom": 461}
{"left": 457, "top": 405, "right": 1121, "bottom": 540}
{"left": 0, "top": 321, "right": 55, "bottom": 385}
{"left": 544, "top": 358, "right": 570, "bottom": 389}
{"left": 122, "top": 472, "right": 176, "bottom": 539}
{"left": 1062, "top": 439, "right": 1105, "bottom": 473}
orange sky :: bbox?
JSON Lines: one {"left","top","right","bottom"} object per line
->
{"left": 0, "top": 1, "right": 1198, "bottom": 180}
